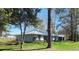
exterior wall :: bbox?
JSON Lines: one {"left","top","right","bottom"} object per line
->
{"left": 40, "top": 36, "right": 64, "bottom": 42}
{"left": 16, "top": 34, "right": 45, "bottom": 42}
{"left": 24, "top": 35, "right": 44, "bottom": 42}
{"left": 16, "top": 34, "right": 65, "bottom": 42}
{"left": 24, "top": 37, "right": 33, "bottom": 42}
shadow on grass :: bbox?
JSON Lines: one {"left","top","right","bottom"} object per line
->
{"left": 16, "top": 47, "right": 48, "bottom": 51}
{"left": 0, "top": 47, "right": 48, "bottom": 51}
{"left": 0, "top": 48, "right": 13, "bottom": 51}
{"left": 25, "top": 48, "right": 47, "bottom": 51}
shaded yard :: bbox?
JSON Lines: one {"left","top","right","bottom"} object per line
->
{"left": 0, "top": 39, "right": 79, "bottom": 51}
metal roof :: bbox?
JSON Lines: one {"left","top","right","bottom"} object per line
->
{"left": 25, "top": 29, "right": 45, "bottom": 35}
{"left": 25, "top": 29, "right": 65, "bottom": 37}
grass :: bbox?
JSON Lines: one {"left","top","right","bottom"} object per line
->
{"left": 53, "top": 41, "right": 79, "bottom": 50}
{"left": 0, "top": 39, "right": 79, "bottom": 51}
{"left": 0, "top": 39, "right": 48, "bottom": 51}
{"left": 0, "top": 39, "right": 19, "bottom": 51}
{"left": 22, "top": 42, "right": 47, "bottom": 50}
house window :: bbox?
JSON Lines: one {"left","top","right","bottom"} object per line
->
{"left": 33, "top": 37, "right": 36, "bottom": 41}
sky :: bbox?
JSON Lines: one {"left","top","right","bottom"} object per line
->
{"left": 9, "top": 8, "right": 49, "bottom": 35}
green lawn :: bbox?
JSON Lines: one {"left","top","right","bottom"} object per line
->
{"left": 53, "top": 41, "right": 79, "bottom": 51}
{"left": 0, "top": 39, "right": 79, "bottom": 51}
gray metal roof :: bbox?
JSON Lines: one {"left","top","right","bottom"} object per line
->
{"left": 25, "top": 29, "right": 65, "bottom": 37}
{"left": 25, "top": 29, "right": 45, "bottom": 35}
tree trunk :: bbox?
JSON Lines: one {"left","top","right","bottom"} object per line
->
{"left": 74, "top": 8, "right": 77, "bottom": 42}
{"left": 19, "top": 24, "right": 23, "bottom": 50}
{"left": 70, "top": 9, "right": 74, "bottom": 41}
{"left": 23, "top": 23, "right": 27, "bottom": 43}
{"left": 70, "top": 8, "right": 78, "bottom": 42}
{"left": 47, "top": 8, "right": 51, "bottom": 48}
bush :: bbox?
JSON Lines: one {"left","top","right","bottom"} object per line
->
{"left": 0, "top": 39, "right": 18, "bottom": 45}
{"left": 6, "top": 40, "right": 18, "bottom": 45}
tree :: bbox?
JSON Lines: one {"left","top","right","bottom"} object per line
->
{"left": 9, "top": 8, "right": 41, "bottom": 50}
{"left": 55, "top": 8, "right": 79, "bottom": 42}
{"left": 47, "top": 8, "right": 52, "bottom": 48}
{"left": 0, "top": 8, "right": 9, "bottom": 36}
{"left": 35, "top": 19, "right": 45, "bottom": 30}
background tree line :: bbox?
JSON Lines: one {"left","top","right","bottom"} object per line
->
{"left": 55, "top": 8, "right": 79, "bottom": 42}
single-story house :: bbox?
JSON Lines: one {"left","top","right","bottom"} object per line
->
{"left": 16, "top": 29, "right": 65, "bottom": 42}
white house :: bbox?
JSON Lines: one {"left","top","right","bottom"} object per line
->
{"left": 16, "top": 29, "right": 65, "bottom": 42}
{"left": 16, "top": 29, "right": 45, "bottom": 42}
